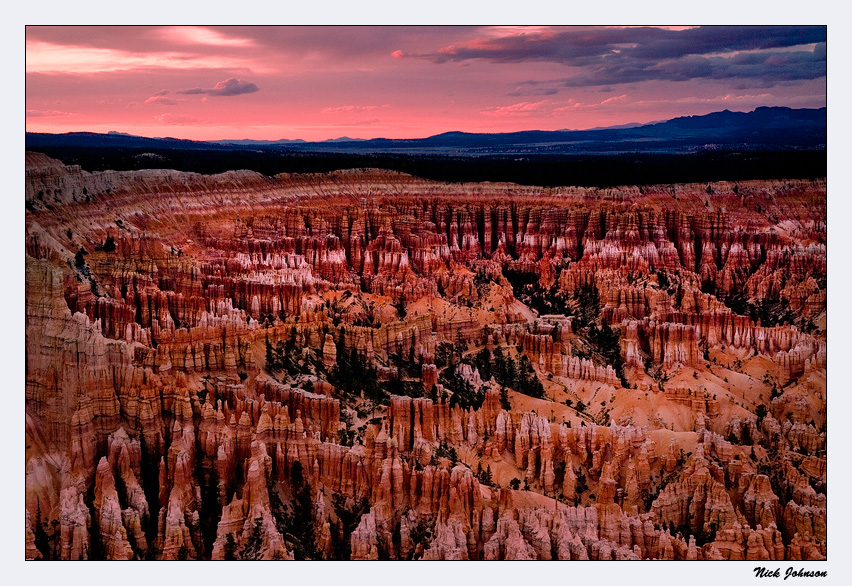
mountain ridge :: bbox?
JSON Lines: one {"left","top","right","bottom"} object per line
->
{"left": 26, "top": 106, "right": 826, "bottom": 156}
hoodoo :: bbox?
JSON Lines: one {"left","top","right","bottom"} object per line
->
{"left": 25, "top": 153, "right": 826, "bottom": 560}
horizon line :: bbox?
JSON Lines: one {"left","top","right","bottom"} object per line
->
{"left": 24, "top": 104, "right": 827, "bottom": 145}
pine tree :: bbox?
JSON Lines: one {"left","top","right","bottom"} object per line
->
{"left": 34, "top": 503, "right": 49, "bottom": 559}
{"left": 499, "top": 386, "right": 511, "bottom": 411}
{"left": 74, "top": 247, "right": 87, "bottom": 268}
{"left": 286, "top": 461, "right": 319, "bottom": 559}
{"left": 224, "top": 533, "right": 237, "bottom": 560}
{"left": 265, "top": 336, "right": 274, "bottom": 369}
{"left": 481, "top": 465, "right": 493, "bottom": 486}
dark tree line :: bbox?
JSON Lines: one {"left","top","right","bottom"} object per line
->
{"left": 502, "top": 269, "right": 572, "bottom": 315}
{"left": 331, "top": 494, "right": 371, "bottom": 560}
{"left": 722, "top": 291, "right": 798, "bottom": 328}
{"left": 268, "top": 461, "right": 319, "bottom": 560}
{"left": 31, "top": 145, "right": 826, "bottom": 189}
{"left": 438, "top": 364, "right": 484, "bottom": 411}
{"left": 265, "top": 328, "right": 303, "bottom": 375}
{"left": 328, "top": 347, "right": 389, "bottom": 406}
{"left": 587, "top": 322, "right": 629, "bottom": 388}
{"left": 472, "top": 347, "right": 545, "bottom": 400}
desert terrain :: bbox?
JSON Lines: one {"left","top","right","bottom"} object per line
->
{"left": 24, "top": 152, "right": 826, "bottom": 560}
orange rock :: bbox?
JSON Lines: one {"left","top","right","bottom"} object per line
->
{"left": 24, "top": 155, "right": 827, "bottom": 560}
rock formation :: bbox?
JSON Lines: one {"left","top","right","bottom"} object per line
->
{"left": 24, "top": 153, "right": 826, "bottom": 560}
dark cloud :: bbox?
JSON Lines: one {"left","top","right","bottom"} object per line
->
{"left": 506, "top": 86, "right": 559, "bottom": 97}
{"left": 423, "top": 26, "right": 825, "bottom": 64}
{"left": 178, "top": 77, "right": 259, "bottom": 96}
{"left": 415, "top": 26, "right": 826, "bottom": 88}
{"left": 558, "top": 46, "right": 826, "bottom": 88}
{"left": 623, "top": 26, "right": 825, "bottom": 60}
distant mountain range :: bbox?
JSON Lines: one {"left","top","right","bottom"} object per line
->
{"left": 27, "top": 106, "right": 825, "bottom": 156}
{"left": 208, "top": 136, "right": 368, "bottom": 146}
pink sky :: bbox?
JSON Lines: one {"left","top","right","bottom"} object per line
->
{"left": 25, "top": 26, "right": 826, "bottom": 142}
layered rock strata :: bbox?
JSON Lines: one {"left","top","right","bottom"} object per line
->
{"left": 25, "top": 154, "right": 826, "bottom": 560}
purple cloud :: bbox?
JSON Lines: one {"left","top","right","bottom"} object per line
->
{"left": 422, "top": 26, "right": 825, "bottom": 65}
{"left": 414, "top": 26, "right": 826, "bottom": 88}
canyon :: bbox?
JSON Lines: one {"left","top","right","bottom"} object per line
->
{"left": 24, "top": 151, "right": 826, "bottom": 561}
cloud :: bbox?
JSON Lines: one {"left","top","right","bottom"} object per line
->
{"left": 156, "top": 27, "right": 256, "bottom": 47}
{"left": 178, "top": 77, "right": 259, "bottom": 96}
{"left": 481, "top": 100, "right": 552, "bottom": 117}
{"left": 26, "top": 40, "right": 260, "bottom": 74}
{"left": 600, "top": 94, "right": 628, "bottom": 105}
{"left": 337, "top": 118, "right": 381, "bottom": 127}
{"left": 410, "top": 26, "right": 826, "bottom": 88}
{"left": 26, "top": 25, "right": 484, "bottom": 67}
{"left": 506, "top": 86, "right": 559, "bottom": 97}
{"left": 145, "top": 96, "right": 179, "bottom": 105}
{"left": 421, "top": 26, "right": 824, "bottom": 65}
{"left": 154, "top": 113, "right": 206, "bottom": 125}
{"left": 633, "top": 92, "right": 775, "bottom": 107}
{"left": 553, "top": 100, "right": 584, "bottom": 112}
{"left": 558, "top": 46, "right": 826, "bottom": 88}
{"left": 26, "top": 109, "right": 79, "bottom": 118}
{"left": 321, "top": 104, "right": 379, "bottom": 114}
{"left": 482, "top": 98, "right": 607, "bottom": 117}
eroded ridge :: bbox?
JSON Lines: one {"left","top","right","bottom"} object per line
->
{"left": 25, "top": 152, "right": 826, "bottom": 560}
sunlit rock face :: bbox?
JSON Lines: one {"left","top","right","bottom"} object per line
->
{"left": 25, "top": 152, "right": 826, "bottom": 560}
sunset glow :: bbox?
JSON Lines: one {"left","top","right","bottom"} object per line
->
{"left": 25, "top": 26, "right": 826, "bottom": 141}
